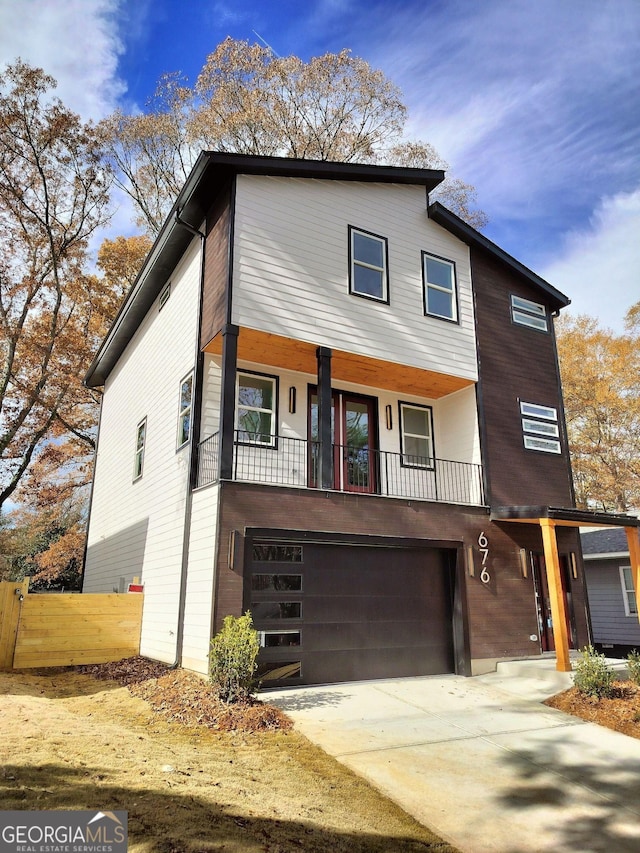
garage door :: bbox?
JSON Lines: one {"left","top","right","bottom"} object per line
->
{"left": 246, "top": 537, "right": 456, "bottom": 686}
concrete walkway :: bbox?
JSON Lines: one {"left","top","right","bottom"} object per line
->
{"left": 264, "top": 660, "right": 640, "bottom": 853}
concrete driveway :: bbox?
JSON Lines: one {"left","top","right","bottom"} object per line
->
{"left": 265, "top": 662, "right": 640, "bottom": 853}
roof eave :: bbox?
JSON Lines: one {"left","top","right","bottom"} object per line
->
{"left": 428, "top": 201, "right": 570, "bottom": 310}
{"left": 85, "top": 153, "right": 446, "bottom": 388}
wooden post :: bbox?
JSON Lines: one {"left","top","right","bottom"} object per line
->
{"left": 0, "top": 578, "right": 29, "bottom": 670}
{"left": 625, "top": 527, "right": 640, "bottom": 623}
{"left": 539, "top": 518, "right": 572, "bottom": 672}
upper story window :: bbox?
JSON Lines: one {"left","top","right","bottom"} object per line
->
{"left": 520, "top": 401, "right": 561, "bottom": 453}
{"left": 511, "top": 295, "right": 548, "bottom": 332}
{"left": 236, "top": 371, "right": 277, "bottom": 446}
{"left": 133, "top": 417, "right": 147, "bottom": 481}
{"left": 620, "top": 566, "right": 638, "bottom": 616}
{"left": 159, "top": 283, "right": 171, "bottom": 311}
{"left": 399, "top": 402, "right": 434, "bottom": 468}
{"left": 349, "top": 226, "right": 389, "bottom": 303}
{"left": 177, "top": 372, "right": 193, "bottom": 449}
{"left": 422, "top": 253, "right": 458, "bottom": 322}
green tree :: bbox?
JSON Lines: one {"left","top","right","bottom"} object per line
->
{"left": 100, "top": 38, "right": 487, "bottom": 236}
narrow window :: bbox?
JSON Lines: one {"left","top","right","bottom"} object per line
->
{"left": 133, "top": 417, "right": 147, "bottom": 481}
{"left": 511, "top": 295, "right": 548, "bottom": 331}
{"left": 159, "top": 283, "right": 171, "bottom": 311}
{"left": 236, "top": 371, "right": 277, "bottom": 445}
{"left": 422, "top": 253, "right": 458, "bottom": 322}
{"left": 620, "top": 566, "right": 638, "bottom": 616}
{"left": 399, "top": 402, "right": 434, "bottom": 468}
{"left": 349, "top": 226, "right": 389, "bottom": 302}
{"left": 520, "top": 401, "right": 561, "bottom": 453}
{"left": 177, "top": 373, "right": 193, "bottom": 449}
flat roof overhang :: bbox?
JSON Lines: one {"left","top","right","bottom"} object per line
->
{"left": 490, "top": 505, "right": 640, "bottom": 674}
{"left": 491, "top": 506, "right": 640, "bottom": 528}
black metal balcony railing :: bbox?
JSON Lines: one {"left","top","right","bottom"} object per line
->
{"left": 197, "top": 431, "right": 485, "bottom": 506}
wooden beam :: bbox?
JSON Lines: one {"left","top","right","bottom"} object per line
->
{"left": 539, "top": 518, "right": 572, "bottom": 672}
{"left": 625, "top": 527, "right": 640, "bottom": 624}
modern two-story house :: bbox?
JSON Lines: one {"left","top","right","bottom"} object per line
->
{"left": 83, "top": 153, "right": 640, "bottom": 684}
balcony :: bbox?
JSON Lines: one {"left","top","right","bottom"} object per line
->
{"left": 197, "top": 431, "right": 485, "bottom": 506}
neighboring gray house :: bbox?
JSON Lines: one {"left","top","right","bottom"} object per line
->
{"left": 581, "top": 528, "right": 640, "bottom": 656}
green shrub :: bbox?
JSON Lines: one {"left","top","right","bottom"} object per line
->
{"left": 209, "top": 612, "right": 260, "bottom": 704}
{"left": 573, "top": 645, "right": 615, "bottom": 698}
{"left": 627, "top": 649, "right": 640, "bottom": 686}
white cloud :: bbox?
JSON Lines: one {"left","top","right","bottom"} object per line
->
{"left": 0, "top": 0, "right": 126, "bottom": 119}
{"left": 541, "top": 189, "right": 640, "bottom": 331}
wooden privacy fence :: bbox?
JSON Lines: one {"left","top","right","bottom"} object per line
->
{"left": 0, "top": 580, "right": 143, "bottom": 669}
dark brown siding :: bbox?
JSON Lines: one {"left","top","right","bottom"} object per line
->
{"left": 200, "top": 184, "right": 232, "bottom": 348}
{"left": 213, "top": 483, "right": 589, "bottom": 663}
{"left": 472, "top": 248, "right": 574, "bottom": 508}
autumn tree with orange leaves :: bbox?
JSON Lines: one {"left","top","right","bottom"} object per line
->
{"left": 0, "top": 61, "right": 153, "bottom": 586}
{"left": 0, "top": 60, "right": 114, "bottom": 511}
{"left": 556, "top": 305, "right": 640, "bottom": 512}
{"left": 100, "top": 37, "right": 487, "bottom": 236}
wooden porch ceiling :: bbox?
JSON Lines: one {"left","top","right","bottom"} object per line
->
{"left": 203, "top": 327, "right": 474, "bottom": 399}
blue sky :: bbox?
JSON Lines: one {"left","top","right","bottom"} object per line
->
{"left": 1, "top": 0, "right": 638, "bottom": 330}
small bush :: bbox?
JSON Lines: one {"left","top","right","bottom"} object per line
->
{"left": 573, "top": 645, "right": 615, "bottom": 698}
{"left": 627, "top": 649, "right": 640, "bottom": 686}
{"left": 209, "top": 612, "right": 260, "bottom": 704}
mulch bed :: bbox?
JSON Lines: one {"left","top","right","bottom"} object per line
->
{"left": 77, "top": 656, "right": 292, "bottom": 733}
{"left": 545, "top": 680, "right": 640, "bottom": 739}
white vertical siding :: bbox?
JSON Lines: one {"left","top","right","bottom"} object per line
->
{"left": 182, "top": 484, "right": 220, "bottom": 674}
{"left": 233, "top": 176, "right": 477, "bottom": 381}
{"left": 84, "top": 238, "right": 202, "bottom": 664}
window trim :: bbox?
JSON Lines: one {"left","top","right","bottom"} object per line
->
{"left": 523, "top": 435, "right": 562, "bottom": 454}
{"left": 422, "top": 251, "right": 459, "bottom": 323}
{"left": 510, "top": 294, "right": 549, "bottom": 332}
{"left": 620, "top": 565, "right": 638, "bottom": 617}
{"left": 520, "top": 402, "right": 557, "bottom": 421}
{"left": 235, "top": 369, "right": 279, "bottom": 448}
{"left": 133, "top": 417, "right": 147, "bottom": 482}
{"left": 348, "top": 225, "right": 390, "bottom": 304}
{"left": 398, "top": 401, "right": 435, "bottom": 469}
{"left": 521, "top": 418, "right": 559, "bottom": 438}
{"left": 177, "top": 371, "right": 194, "bottom": 450}
{"left": 520, "top": 401, "right": 561, "bottom": 453}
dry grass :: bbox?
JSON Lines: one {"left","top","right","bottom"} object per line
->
{"left": 0, "top": 662, "right": 458, "bottom": 853}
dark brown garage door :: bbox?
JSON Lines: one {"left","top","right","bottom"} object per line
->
{"left": 246, "top": 537, "right": 456, "bottom": 686}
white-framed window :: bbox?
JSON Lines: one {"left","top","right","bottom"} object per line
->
{"left": 177, "top": 372, "right": 193, "bottom": 449}
{"left": 399, "top": 402, "right": 434, "bottom": 468}
{"left": 349, "top": 226, "right": 389, "bottom": 302}
{"left": 133, "top": 417, "right": 147, "bottom": 481}
{"left": 236, "top": 371, "right": 277, "bottom": 445}
{"left": 422, "top": 252, "right": 458, "bottom": 322}
{"left": 620, "top": 566, "right": 638, "bottom": 616}
{"left": 511, "top": 294, "right": 548, "bottom": 332}
{"left": 520, "top": 401, "right": 561, "bottom": 453}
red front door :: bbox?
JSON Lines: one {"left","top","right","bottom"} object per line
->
{"left": 309, "top": 390, "right": 377, "bottom": 493}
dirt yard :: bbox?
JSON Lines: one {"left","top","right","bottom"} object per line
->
{"left": 0, "top": 660, "right": 458, "bottom": 853}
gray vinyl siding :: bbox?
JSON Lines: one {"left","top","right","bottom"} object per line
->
{"left": 585, "top": 559, "right": 640, "bottom": 646}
